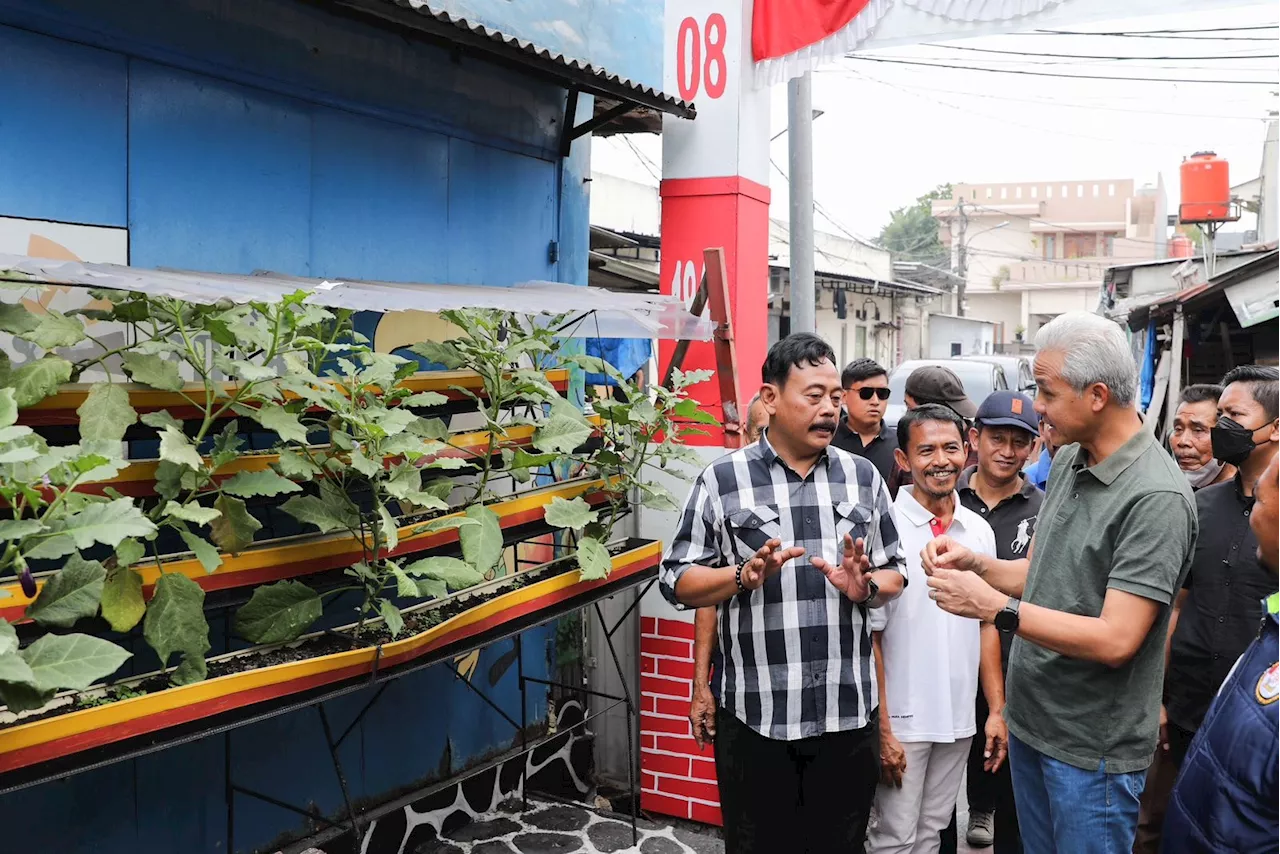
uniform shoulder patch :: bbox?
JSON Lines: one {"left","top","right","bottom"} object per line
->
{"left": 1256, "top": 662, "right": 1279, "bottom": 706}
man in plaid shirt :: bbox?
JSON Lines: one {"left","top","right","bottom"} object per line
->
{"left": 660, "top": 333, "right": 906, "bottom": 853}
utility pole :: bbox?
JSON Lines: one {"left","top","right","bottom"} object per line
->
{"left": 954, "top": 199, "right": 969, "bottom": 317}
{"left": 787, "top": 73, "right": 816, "bottom": 335}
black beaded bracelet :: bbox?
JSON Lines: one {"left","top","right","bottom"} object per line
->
{"left": 734, "top": 560, "right": 747, "bottom": 593}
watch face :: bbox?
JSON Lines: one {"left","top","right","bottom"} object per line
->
{"left": 995, "top": 608, "right": 1018, "bottom": 632}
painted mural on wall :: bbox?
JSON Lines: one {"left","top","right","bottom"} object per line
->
{"left": 0, "top": 217, "right": 129, "bottom": 382}
{"left": 422, "top": 0, "right": 663, "bottom": 90}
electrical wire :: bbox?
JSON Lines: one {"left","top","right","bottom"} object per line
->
{"left": 619, "top": 137, "right": 660, "bottom": 184}
{"left": 917, "top": 43, "right": 1279, "bottom": 61}
{"left": 842, "top": 55, "right": 1279, "bottom": 85}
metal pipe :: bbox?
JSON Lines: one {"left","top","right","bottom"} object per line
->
{"left": 787, "top": 74, "right": 816, "bottom": 336}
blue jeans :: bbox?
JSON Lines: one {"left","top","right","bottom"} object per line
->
{"left": 1008, "top": 732, "right": 1146, "bottom": 854}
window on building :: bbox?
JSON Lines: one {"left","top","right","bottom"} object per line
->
{"left": 1000, "top": 187, "right": 1008, "bottom": 199}
{"left": 986, "top": 187, "right": 993, "bottom": 199}
{"left": 1046, "top": 185, "right": 1053, "bottom": 199}
{"left": 1108, "top": 183, "right": 1116, "bottom": 197}
{"left": 1092, "top": 184, "right": 1100, "bottom": 198}
{"left": 1064, "top": 233, "right": 1097, "bottom": 258}
{"left": 1015, "top": 187, "right": 1023, "bottom": 199}
{"left": 1043, "top": 234, "right": 1057, "bottom": 259}
{"left": 1031, "top": 186, "right": 1038, "bottom": 198}
{"left": 1061, "top": 184, "right": 1069, "bottom": 198}
{"left": 1076, "top": 184, "right": 1084, "bottom": 198}
{"left": 1103, "top": 232, "right": 1117, "bottom": 256}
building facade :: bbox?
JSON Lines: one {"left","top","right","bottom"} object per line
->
{"left": 933, "top": 178, "right": 1168, "bottom": 344}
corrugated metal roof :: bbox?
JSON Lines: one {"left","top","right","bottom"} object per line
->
{"left": 327, "top": 0, "right": 695, "bottom": 122}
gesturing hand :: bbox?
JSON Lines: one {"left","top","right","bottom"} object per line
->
{"left": 740, "top": 539, "right": 807, "bottom": 591}
{"left": 921, "top": 535, "right": 980, "bottom": 577}
{"left": 813, "top": 533, "right": 874, "bottom": 602}
{"left": 689, "top": 683, "right": 717, "bottom": 750}
{"left": 926, "top": 568, "right": 1004, "bottom": 621}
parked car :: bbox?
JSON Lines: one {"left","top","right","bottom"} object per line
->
{"left": 961, "top": 354, "right": 1036, "bottom": 394}
{"left": 884, "top": 358, "right": 1010, "bottom": 429}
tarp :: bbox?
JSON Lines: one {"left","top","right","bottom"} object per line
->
{"left": 752, "top": 0, "right": 1270, "bottom": 85}
{"left": 0, "top": 254, "right": 713, "bottom": 342}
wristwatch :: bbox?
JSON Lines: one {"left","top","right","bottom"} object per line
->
{"left": 857, "top": 577, "right": 880, "bottom": 606}
{"left": 994, "top": 597, "right": 1021, "bottom": 633}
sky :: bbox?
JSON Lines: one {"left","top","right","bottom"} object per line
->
{"left": 591, "top": 3, "right": 1278, "bottom": 243}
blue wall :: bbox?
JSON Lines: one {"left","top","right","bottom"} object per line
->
{"left": 0, "top": 0, "right": 607, "bottom": 848}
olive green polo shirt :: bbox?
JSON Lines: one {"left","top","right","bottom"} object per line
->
{"left": 1005, "top": 427, "right": 1197, "bottom": 773}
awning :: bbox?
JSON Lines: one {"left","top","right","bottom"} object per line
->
{"left": 323, "top": 0, "right": 694, "bottom": 140}
{"left": 0, "top": 255, "right": 714, "bottom": 342}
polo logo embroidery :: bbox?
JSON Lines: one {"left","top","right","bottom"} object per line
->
{"left": 1256, "top": 662, "right": 1278, "bottom": 705}
{"left": 1011, "top": 515, "right": 1035, "bottom": 554}
{"left": 1011, "top": 398, "right": 1023, "bottom": 415}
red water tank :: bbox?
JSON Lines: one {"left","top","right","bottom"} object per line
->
{"left": 1179, "top": 151, "right": 1231, "bottom": 223}
{"left": 1170, "top": 234, "right": 1195, "bottom": 258}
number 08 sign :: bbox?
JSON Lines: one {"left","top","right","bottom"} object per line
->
{"left": 660, "top": 0, "right": 771, "bottom": 446}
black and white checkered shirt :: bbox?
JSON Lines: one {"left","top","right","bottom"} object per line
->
{"left": 659, "top": 432, "right": 905, "bottom": 740}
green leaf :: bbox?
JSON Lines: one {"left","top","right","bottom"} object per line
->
{"left": 372, "top": 407, "right": 416, "bottom": 437}
{"left": 402, "top": 556, "right": 483, "bottom": 590}
{"left": 20, "top": 632, "right": 131, "bottom": 692}
{"left": 11, "top": 355, "right": 73, "bottom": 408}
{"left": 460, "top": 504, "right": 503, "bottom": 574}
{"left": 410, "top": 417, "right": 450, "bottom": 441}
{"left": 417, "top": 577, "right": 448, "bottom": 600}
{"left": 25, "top": 554, "right": 106, "bottom": 629}
{"left": 397, "top": 491, "right": 450, "bottom": 511}
{"left": 533, "top": 414, "right": 593, "bottom": 455}
{"left": 23, "top": 309, "right": 86, "bottom": 350}
{"left": 383, "top": 462, "right": 422, "bottom": 500}
{"left": 171, "top": 652, "right": 207, "bottom": 686}
{"left": 408, "top": 341, "right": 466, "bottom": 370}
{"left": 576, "top": 537, "right": 613, "bottom": 581}
{"left": 0, "top": 302, "right": 39, "bottom": 335}
{"left": 253, "top": 404, "right": 309, "bottom": 444}
{"left": 416, "top": 515, "right": 479, "bottom": 535}
{"left": 0, "top": 680, "right": 53, "bottom": 713}
{"left": 425, "top": 456, "right": 469, "bottom": 470}
{"left": 544, "top": 496, "right": 598, "bottom": 530}
{"left": 144, "top": 574, "right": 209, "bottom": 680}
{"left": 401, "top": 391, "right": 448, "bottom": 408}
{"left": 348, "top": 448, "right": 381, "bottom": 478}
{"left": 140, "top": 410, "right": 183, "bottom": 432}
{"left": 122, "top": 352, "right": 184, "bottom": 392}
{"left": 211, "top": 421, "right": 246, "bottom": 469}
{"left": 641, "top": 483, "right": 681, "bottom": 512}
{"left": 0, "top": 619, "right": 18, "bottom": 657}
{"left": 100, "top": 566, "right": 146, "bottom": 633}
{"left": 275, "top": 447, "right": 315, "bottom": 479}
{"left": 25, "top": 499, "right": 158, "bottom": 560}
{"left": 379, "top": 599, "right": 404, "bottom": 638}
{"left": 673, "top": 368, "right": 714, "bottom": 388}
{"left": 377, "top": 504, "right": 399, "bottom": 553}
{"left": 390, "top": 564, "right": 420, "bottom": 599}
{"left": 115, "top": 538, "right": 146, "bottom": 568}
{"left": 280, "top": 493, "right": 358, "bottom": 535}
{"left": 210, "top": 495, "right": 261, "bottom": 555}
{"left": 163, "top": 501, "right": 221, "bottom": 525}
{"left": 179, "top": 529, "right": 223, "bottom": 573}
{"left": 159, "top": 427, "right": 204, "bottom": 472}
{"left": 0, "top": 519, "right": 44, "bottom": 541}
{"left": 234, "top": 580, "right": 322, "bottom": 644}
{"left": 0, "top": 388, "right": 17, "bottom": 428}
{"left": 222, "top": 469, "right": 302, "bottom": 498}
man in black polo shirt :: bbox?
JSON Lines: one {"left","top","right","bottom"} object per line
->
{"left": 941, "top": 391, "right": 1043, "bottom": 853}
{"left": 832, "top": 358, "right": 900, "bottom": 489}
{"left": 1135, "top": 364, "right": 1279, "bottom": 854}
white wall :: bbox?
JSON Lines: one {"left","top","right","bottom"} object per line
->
{"left": 927, "top": 314, "right": 996, "bottom": 358}
{"left": 963, "top": 292, "right": 1022, "bottom": 340}
{"left": 589, "top": 171, "right": 661, "bottom": 237}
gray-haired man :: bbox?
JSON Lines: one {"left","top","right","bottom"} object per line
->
{"left": 923, "top": 312, "right": 1197, "bottom": 854}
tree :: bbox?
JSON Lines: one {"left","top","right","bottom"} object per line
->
{"left": 877, "top": 183, "right": 954, "bottom": 267}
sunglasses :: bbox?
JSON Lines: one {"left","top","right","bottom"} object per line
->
{"left": 855, "top": 388, "right": 892, "bottom": 401}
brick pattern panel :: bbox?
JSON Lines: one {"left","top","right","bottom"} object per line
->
{"left": 639, "top": 613, "right": 723, "bottom": 826}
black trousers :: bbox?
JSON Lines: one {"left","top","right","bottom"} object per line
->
{"left": 714, "top": 706, "right": 880, "bottom": 854}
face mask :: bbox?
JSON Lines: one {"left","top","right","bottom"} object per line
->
{"left": 1184, "top": 457, "right": 1224, "bottom": 489}
{"left": 1211, "top": 416, "right": 1264, "bottom": 466}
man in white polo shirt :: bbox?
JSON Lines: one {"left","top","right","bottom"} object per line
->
{"left": 869, "top": 404, "right": 1007, "bottom": 854}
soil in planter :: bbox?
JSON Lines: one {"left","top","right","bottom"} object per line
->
{"left": 4, "top": 541, "right": 640, "bottom": 730}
